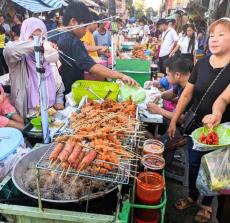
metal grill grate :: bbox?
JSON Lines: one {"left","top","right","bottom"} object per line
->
{"left": 36, "top": 143, "right": 132, "bottom": 184}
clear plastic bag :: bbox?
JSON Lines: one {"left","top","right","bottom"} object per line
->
{"left": 197, "top": 147, "right": 230, "bottom": 195}
{"left": 196, "top": 165, "right": 218, "bottom": 196}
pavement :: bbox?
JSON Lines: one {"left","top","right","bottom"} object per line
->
{"left": 165, "top": 178, "right": 218, "bottom": 223}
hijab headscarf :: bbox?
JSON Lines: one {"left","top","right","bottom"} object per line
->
{"left": 20, "top": 17, "right": 56, "bottom": 109}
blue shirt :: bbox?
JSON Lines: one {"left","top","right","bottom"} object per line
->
{"left": 93, "top": 30, "right": 111, "bottom": 47}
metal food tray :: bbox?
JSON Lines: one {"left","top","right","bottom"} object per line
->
{"left": 36, "top": 142, "right": 132, "bottom": 184}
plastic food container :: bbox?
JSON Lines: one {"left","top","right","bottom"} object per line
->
{"left": 136, "top": 171, "right": 164, "bottom": 205}
{"left": 143, "top": 139, "right": 164, "bottom": 156}
{"left": 31, "top": 117, "right": 51, "bottom": 130}
{"left": 141, "top": 154, "right": 165, "bottom": 171}
{"left": 135, "top": 172, "right": 164, "bottom": 222}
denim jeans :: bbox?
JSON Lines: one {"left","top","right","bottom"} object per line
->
{"left": 187, "top": 137, "right": 214, "bottom": 206}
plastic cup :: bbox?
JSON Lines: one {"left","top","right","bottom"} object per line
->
{"left": 143, "top": 139, "right": 164, "bottom": 156}
{"left": 141, "top": 154, "right": 165, "bottom": 174}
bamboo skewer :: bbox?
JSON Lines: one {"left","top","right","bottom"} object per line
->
{"left": 65, "top": 165, "right": 71, "bottom": 176}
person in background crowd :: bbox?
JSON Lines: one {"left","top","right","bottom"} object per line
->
{"left": 141, "top": 31, "right": 150, "bottom": 46}
{"left": 147, "top": 55, "right": 192, "bottom": 121}
{"left": 57, "top": 16, "right": 64, "bottom": 28}
{"left": 94, "top": 15, "right": 111, "bottom": 48}
{"left": 11, "top": 14, "right": 23, "bottom": 42}
{"left": 139, "top": 17, "right": 150, "bottom": 37}
{"left": 170, "top": 24, "right": 198, "bottom": 63}
{"left": 13, "top": 13, "right": 23, "bottom": 25}
{"left": 105, "top": 18, "right": 111, "bottom": 31}
{"left": 4, "top": 17, "right": 65, "bottom": 118}
{"left": 148, "top": 20, "right": 153, "bottom": 31}
{"left": 149, "top": 21, "right": 157, "bottom": 36}
{"left": 168, "top": 18, "right": 230, "bottom": 223}
{"left": 11, "top": 24, "right": 21, "bottom": 41}
{"left": 81, "top": 11, "right": 108, "bottom": 58}
{"left": 45, "top": 11, "right": 57, "bottom": 31}
{"left": 57, "top": 1, "right": 137, "bottom": 95}
{"left": 168, "top": 19, "right": 176, "bottom": 30}
{"left": 94, "top": 14, "right": 112, "bottom": 62}
{"left": 197, "top": 29, "right": 206, "bottom": 54}
{"left": 178, "top": 24, "right": 188, "bottom": 39}
{"left": 111, "top": 18, "right": 122, "bottom": 33}
{"left": 0, "top": 15, "right": 10, "bottom": 37}
{"left": 0, "top": 84, "right": 24, "bottom": 129}
{"left": 0, "top": 25, "right": 8, "bottom": 75}
{"left": 157, "top": 18, "right": 178, "bottom": 74}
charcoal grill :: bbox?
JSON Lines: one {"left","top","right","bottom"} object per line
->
{"left": 12, "top": 145, "right": 118, "bottom": 203}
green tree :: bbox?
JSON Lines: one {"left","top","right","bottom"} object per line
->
{"left": 146, "top": 7, "right": 157, "bottom": 19}
{"left": 126, "top": 0, "right": 133, "bottom": 8}
{"left": 134, "top": 0, "right": 145, "bottom": 11}
{"left": 134, "top": 0, "right": 145, "bottom": 19}
{"left": 126, "top": 0, "right": 135, "bottom": 17}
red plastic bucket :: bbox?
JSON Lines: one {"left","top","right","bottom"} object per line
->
{"left": 136, "top": 172, "right": 164, "bottom": 204}
{"left": 134, "top": 213, "right": 160, "bottom": 223}
{"left": 135, "top": 172, "right": 164, "bottom": 222}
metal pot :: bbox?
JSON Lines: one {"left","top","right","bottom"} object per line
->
{"left": 12, "top": 144, "right": 117, "bottom": 203}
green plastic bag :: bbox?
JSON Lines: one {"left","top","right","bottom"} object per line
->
{"left": 120, "top": 85, "right": 146, "bottom": 104}
{"left": 192, "top": 124, "right": 230, "bottom": 149}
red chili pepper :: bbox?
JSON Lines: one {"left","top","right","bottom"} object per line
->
{"left": 198, "top": 131, "right": 219, "bottom": 145}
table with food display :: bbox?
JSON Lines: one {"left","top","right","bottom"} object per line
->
{"left": 0, "top": 79, "right": 167, "bottom": 223}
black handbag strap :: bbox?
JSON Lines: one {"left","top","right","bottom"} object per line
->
{"left": 194, "top": 61, "right": 230, "bottom": 113}
{"left": 162, "top": 29, "right": 170, "bottom": 42}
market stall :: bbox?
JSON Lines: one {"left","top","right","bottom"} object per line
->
{"left": 0, "top": 94, "right": 167, "bottom": 223}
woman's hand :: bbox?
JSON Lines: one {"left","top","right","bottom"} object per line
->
{"left": 202, "top": 113, "right": 222, "bottom": 129}
{"left": 54, "top": 103, "right": 64, "bottom": 110}
{"left": 50, "top": 42, "right": 59, "bottom": 51}
{"left": 120, "top": 74, "right": 139, "bottom": 87}
{"left": 98, "top": 46, "right": 108, "bottom": 53}
{"left": 168, "top": 119, "right": 177, "bottom": 139}
{"left": 147, "top": 103, "right": 162, "bottom": 114}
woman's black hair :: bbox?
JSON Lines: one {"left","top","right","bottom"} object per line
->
{"left": 0, "top": 25, "right": 5, "bottom": 35}
{"left": 187, "top": 24, "right": 196, "bottom": 53}
{"left": 14, "top": 13, "right": 23, "bottom": 23}
{"left": 182, "top": 24, "right": 188, "bottom": 34}
{"left": 139, "top": 17, "right": 147, "bottom": 25}
{"left": 12, "top": 24, "right": 21, "bottom": 36}
{"left": 63, "top": 0, "right": 92, "bottom": 26}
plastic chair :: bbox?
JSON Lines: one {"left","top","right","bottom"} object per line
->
{"left": 165, "top": 144, "right": 189, "bottom": 187}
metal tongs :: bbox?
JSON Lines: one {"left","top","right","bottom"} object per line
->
{"left": 103, "top": 90, "right": 112, "bottom": 100}
{"left": 86, "top": 87, "right": 105, "bottom": 102}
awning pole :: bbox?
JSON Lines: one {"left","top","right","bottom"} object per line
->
{"left": 33, "top": 36, "right": 50, "bottom": 144}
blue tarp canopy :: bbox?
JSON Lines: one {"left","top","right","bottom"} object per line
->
{"left": 12, "top": 0, "right": 64, "bottom": 13}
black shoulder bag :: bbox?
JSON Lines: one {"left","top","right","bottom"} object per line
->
{"left": 181, "top": 62, "right": 230, "bottom": 134}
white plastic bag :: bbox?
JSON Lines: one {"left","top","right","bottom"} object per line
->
{"left": 196, "top": 147, "right": 230, "bottom": 195}
{"left": 0, "top": 145, "right": 30, "bottom": 181}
